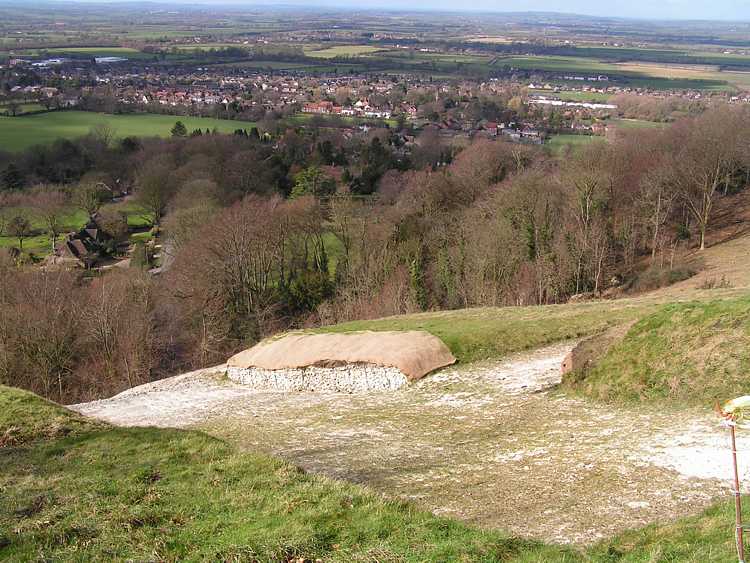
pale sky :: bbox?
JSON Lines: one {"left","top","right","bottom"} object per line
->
{"left": 222, "top": 0, "right": 750, "bottom": 21}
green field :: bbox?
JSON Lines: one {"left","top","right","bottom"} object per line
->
{"left": 0, "top": 200, "right": 151, "bottom": 257}
{"left": 609, "top": 118, "right": 669, "bottom": 129}
{"left": 13, "top": 46, "right": 153, "bottom": 60}
{"left": 0, "top": 111, "right": 256, "bottom": 152}
{"left": 0, "top": 207, "right": 88, "bottom": 255}
{"left": 529, "top": 89, "right": 613, "bottom": 102}
{"left": 288, "top": 112, "right": 398, "bottom": 128}
{"left": 305, "top": 45, "right": 386, "bottom": 58}
{"left": 0, "top": 103, "right": 45, "bottom": 116}
{"left": 496, "top": 55, "right": 737, "bottom": 91}
{"left": 546, "top": 134, "right": 600, "bottom": 154}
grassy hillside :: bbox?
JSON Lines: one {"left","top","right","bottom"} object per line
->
{"left": 564, "top": 295, "right": 750, "bottom": 405}
{"left": 0, "top": 111, "right": 255, "bottom": 152}
{"left": 0, "top": 385, "right": 575, "bottom": 562}
{"left": 2, "top": 381, "right": 748, "bottom": 561}
{"left": 319, "top": 298, "right": 662, "bottom": 364}
{"left": 587, "top": 502, "right": 745, "bottom": 563}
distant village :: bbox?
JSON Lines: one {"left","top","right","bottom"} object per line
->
{"left": 4, "top": 54, "right": 750, "bottom": 145}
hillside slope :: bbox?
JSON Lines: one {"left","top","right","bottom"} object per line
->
{"left": 5, "top": 379, "right": 750, "bottom": 561}
{"left": 1, "top": 385, "right": 575, "bottom": 562}
{"left": 662, "top": 190, "right": 750, "bottom": 295}
{"left": 565, "top": 295, "right": 750, "bottom": 405}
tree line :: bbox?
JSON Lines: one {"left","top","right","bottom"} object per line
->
{"left": 1, "top": 104, "right": 749, "bottom": 403}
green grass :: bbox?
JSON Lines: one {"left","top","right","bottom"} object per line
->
{"left": 564, "top": 295, "right": 750, "bottom": 405}
{"left": 19, "top": 46, "right": 140, "bottom": 55}
{"left": 288, "top": 112, "right": 399, "bottom": 128}
{"left": 0, "top": 111, "right": 256, "bottom": 152}
{"left": 495, "top": 55, "right": 735, "bottom": 91}
{"left": 15, "top": 46, "right": 153, "bottom": 60}
{"left": 497, "top": 55, "right": 614, "bottom": 73}
{"left": 102, "top": 199, "right": 153, "bottom": 229}
{"left": 587, "top": 501, "right": 742, "bottom": 562}
{"left": 0, "top": 206, "right": 89, "bottom": 256}
{"left": 0, "top": 384, "right": 576, "bottom": 562}
{"left": 0, "top": 103, "right": 46, "bottom": 115}
{"left": 305, "top": 45, "right": 386, "bottom": 58}
{"left": 529, "top": 89, "right": 613, "bottom": 102}
{"left": 318, "top": 298, "right": 662, "bottom": 365}
{"left": 2, "top": 373, "right": 749, "bottom": 561}
{"left": 546, "top": 134, "right": 601, "bottom": 155}
{"left": 609, "top": 118, "right": 669, "bottom": 129}
{"left": 0, "top": 201, "right": 149, "bottom": 257}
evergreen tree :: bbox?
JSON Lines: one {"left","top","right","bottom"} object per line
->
{"left": 170, "top": 121, "right": 187, "bottom": 137}
{"left": 1, "top": 163, "right": 23, "bottom": 191}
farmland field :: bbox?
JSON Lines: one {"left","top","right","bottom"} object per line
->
{"left": 305, "top": 45, "right": 386, "bottom": 58}
{"left": 529, "top": 89, "right": 613, "bottom": 102}
{"left": 13, "top": 46, "right": 153, "bottom": 59}
{"left": 0, "top": 102, "right": 45, "bottom": 115}
{"left": 0, "top": 111, "right": 256, "bottom": 152}
{"left": 495, "top": 54, "right": 741, "bottom": 90}
{"left": 609, "top": 118, "right": 669, "bottom": 129}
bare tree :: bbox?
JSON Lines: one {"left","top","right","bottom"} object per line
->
{"left": 135, "top": 156, "right": 176, "bottom": 226}
{"left": 7, "top": 214, "right": 32, "bottom": 252}
{"left": 73, "top": 182, "right": 107, "bottom": 219}
{"left": 31, "top": 187, "right": 69, "bottom": 253}
{"left": 673, "top": 106, "right": 745, "bottom": 250}
{"left": 561, "top": 144, "right": 611, "bottom": 294}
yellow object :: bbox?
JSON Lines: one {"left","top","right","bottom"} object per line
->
{"left": 723, "top": 396, "right": 750, "bottom": 428}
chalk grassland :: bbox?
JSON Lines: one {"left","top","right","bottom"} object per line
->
{"left": 0, "top": 384, "right": 577, "bottom": 562}
{"left": 0, "top": 111, "right": 256, "bottom": 152}
{"left": 565, "top": 295, "right": 750, "bottom": 405}
{"left": 1, "top": 375, "right": 748, "bottom": 562}
{"left": 318, "top": 297, "right": 666, "bottom": 364}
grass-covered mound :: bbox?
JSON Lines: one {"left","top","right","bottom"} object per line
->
{"left": 0, "top": 385, "right": 575, "bottom": 562}
{"left": 564, "top": 295, "right": 750, "bottom": 405}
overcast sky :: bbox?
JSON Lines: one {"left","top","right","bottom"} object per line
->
{"left": 216, "top": 0, "right": 750, "bottom": 21}
{"left": 420, "top": 0, "right": 750, "bottom": 20}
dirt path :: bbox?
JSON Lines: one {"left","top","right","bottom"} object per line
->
{"left": 72, "top": 343, "right": 742, "bottom": 545}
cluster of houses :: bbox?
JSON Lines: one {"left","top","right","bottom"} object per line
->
{"left": 301, "top": 99, "right": 394, "bottom": 119}
{"left": 50, "top": 219, "right": 114, "bottom": 269}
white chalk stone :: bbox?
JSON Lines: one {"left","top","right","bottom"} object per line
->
{"left": 225, "top": 364, "right": 408, "bottom": 393}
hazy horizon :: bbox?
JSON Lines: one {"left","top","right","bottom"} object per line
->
{"left": 15, "top": 0, "right": 750, "bottom": 23}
